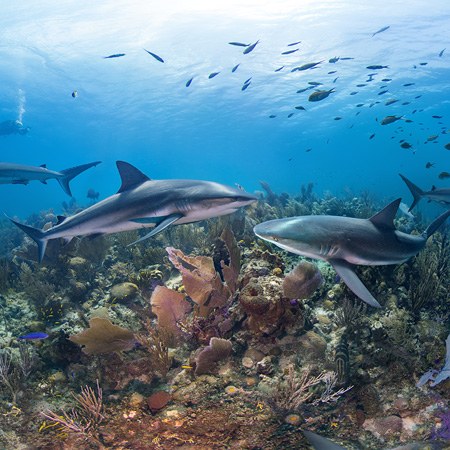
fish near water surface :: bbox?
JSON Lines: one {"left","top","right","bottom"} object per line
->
{"left": 308, "top": 89, "right": 335, "bottom": 102}
{"left": 0, "top": 161, "right": 101, "bottom": 196}
{"left": 10, "top": 161, "right": 257, "bottom": 263}
{"left": 254, "top": 199, "right": 450, "bottom": 307}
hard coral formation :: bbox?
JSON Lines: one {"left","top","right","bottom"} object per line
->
{"left": 239, "top": 276, "right": 287, "bottom": 334}
{"left": 282, "top": 261, "right": 323, "bottom": 300}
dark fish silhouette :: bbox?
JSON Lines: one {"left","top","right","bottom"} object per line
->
{"left": 329, "top": 56, "right": 340, "bottom": 63}
{"left": 419, "top": 62, "right": 428, "bottom": 66}
{"left": 87, "top": 188, "right": 99, "bottom": 201}
{"left": 356, "top": 84, "right": 367, "bottom": 87}
{"left": 328, "top": 70, "right": 337, "bottom": 74}
{"left": 445, "top": 143, "right": 450, "bottom": 150}
{"left": 243, "top": 40, "right": 259, "bottom": 54}
{"left": 334, "top": 117, "right": 342, "bottom": 120}
{"left": 401, "top": 101, "right": 410, "bottom": 105}
{"left": 232, "top": 64, "right": 240, "bottom": 73}
{"left": 381, "top": 78, "right": 392, "bottom": 82}
{"left": 369, "top": 133, "right": 375, "bottom": 139}
{"left": 308, "top": 89, "right": 334, "bottom": 102}
{"left": 403, "top": 83, "right": 414, "bottom": 86}
{"left": 292, "top": 61, "right": 323, "bottom": 71}
{"left": 143, "top": 49, "right": 164, "bottom": 63}
{"left": 208, "top": 72, "right": 220, "bottom": 79}
{"left": 71, "top": 90, "right": 78, "bottom": 98}
{"left": 282, "top": 49, "right": 299, "bottom": 55}
{"left": 432, "top": 115, "right": 443, "bottom": 119}
{"left": 400, "top": 142, "right": 412, "bottom": 149}
{"left": 378, "top": 90, "right": 388, "bottom": 95}
{"left": 287, "top": 113, "right": 294, "bottom": 118}
{"left": 340, "top": 57, "right": 354, "bottom": 60}
{"left": 439, "top": 48, "right": 446, "bottom": 57}
{"left": 287, "top": 40, "right": 301, "bottom": 46}
{"left": 308, "top": 81, "right": 322, "bottom": 86}
{"left": 295, "top": 106, "right": 306, "bottom": 110}
{"left": 439, "top": 172, "right": 450, "bottom": 180}
{"left": 366, "top": 65, "right": 388, "bottom": 70}
{"left": 426, "top": 162, "right": 435, "bottom": 168}
{"left": 185, "top": 77, "right": 194, "bottom": 87}
{"left": 228, "top": 42, "right": 250, "bottom": 47}
{"left": 269, "top": 115, "right": 276, "bottom": 118}
{"left": 274, "top": 66, "right": 284, "bottom": 72}
{"left": 380, "top": 115, "right": 402, "bottom": 125}
{"left": 297, "top": 87, "right": 313, "bottom": 93}
{"left": 241, "top": 82, "right": 250, "bottom": 91}
{"left": 103, "top": 53, "right": 125, "bottom": 59}
{"left": 372, "top": 25, "right": 390, "bottom": 37}
{"left": 385, "top": 99, "right": 398, "bottom": 105}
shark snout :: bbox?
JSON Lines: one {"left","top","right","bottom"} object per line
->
{"left": 253, "top": 219, "right": 283, "bottom": 241}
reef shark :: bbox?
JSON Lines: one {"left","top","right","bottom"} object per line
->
{"left": 400, "top": 173, "right": 450, "bottom": 211}
{"left": 254, "top": 199, "right": 450, "bottom": 307}
{"left": 10, "top": 161, "right": 257, "bottom": 262}
{"left": 0, "top": 161, "right": 101, "bottom": 196}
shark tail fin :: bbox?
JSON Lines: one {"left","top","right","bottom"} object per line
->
{"left": 423, "top": 209, "right": 450, "bottom": 239}
{"left": 399, "top": 174, "right": 423, "bottom": 211}
{"left": 9, "top": 218, "right": 48, "bottom": 263}
{"left": 58, "top": 161, "right": 101, "bottom": 196}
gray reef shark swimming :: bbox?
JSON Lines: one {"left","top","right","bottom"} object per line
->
{"left": 400, "top": 173, "right": 450, "bottom": 211}
{"left": 0, "top": 161, "right": 101, "bottom": 196}
{"left": 254, "top": 199, "right": 450, "bottom": 307}
{"left": 10, "top": 161, "right": 257, "bottom": 262}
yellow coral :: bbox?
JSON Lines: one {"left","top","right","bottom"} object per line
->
{"left": 272, "top": 267, "right": 283, "bottom": 276}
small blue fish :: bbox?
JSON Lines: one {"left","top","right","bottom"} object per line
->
{"left": 143, "top": 49, "right": 164, "bottom": 63}
{"left": 208, "top": 72, "right": 220, "bottom": 79}
{"left": 185, "top": 77, "right": 194, "bottom": 87}
{"left": 274, "top": 66, "right": 284, "bottom": 72}
{"left": 232, "top": 64, "right": 240, "bottom": 73}
{"left": 19, "top": 332, "right": 49, "bottom": 340}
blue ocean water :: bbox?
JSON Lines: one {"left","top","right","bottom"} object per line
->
{"left": 1, "top": 0, "right": 449, "bottom": 217}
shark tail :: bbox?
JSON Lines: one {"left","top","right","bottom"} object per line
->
{"left": 58, "top": 161, "right": 101, "bottom": 196}
{"left": 399, "top": 174, "right": 423, "bottom": 211}
{"left": 423, "top": 209, "right": 450, "bottom": 239}
{"left": 9, "top": 218, "right": 48, "bottom": 263}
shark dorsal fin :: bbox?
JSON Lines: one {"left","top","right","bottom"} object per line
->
{"left": 40, "top": 164, "right": 47, "bottom": 168}
{"left": 56, "top": 215, "right": 67, "bottom": 225}
{"left": 116, "top": 161, "right": 151, "bottom": 193}
{"left": 369, "top": 198, "right": 401, "bottom": 230}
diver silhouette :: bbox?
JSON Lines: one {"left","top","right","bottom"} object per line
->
{"left": 0, "top": 119, "right": 30, "bottom": 136}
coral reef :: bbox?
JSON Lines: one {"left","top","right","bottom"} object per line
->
{"left": 0, "top": 188, "right": 448, "bottom": 449}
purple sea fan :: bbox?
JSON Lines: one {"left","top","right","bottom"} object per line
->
{"left": 432, "top": 410, "right": 450, "bottom": 440}
{"left": 282, "top": 261, "right": 323, "bottom": 300}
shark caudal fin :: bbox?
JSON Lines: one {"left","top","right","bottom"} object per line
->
{"left": 9, "top": 218, "right": 48, "bottom": 263}
{"left": 58, "top": 161, "right": 101, "bottom": 196}
{"left": 399, "top": 174, "right": 424, "bottom": 211}
{"left": 423, "top": 209, "right": 450, "bottom": 239}
{"left": 302, "top": 430, "right": 348, "bottom": 450}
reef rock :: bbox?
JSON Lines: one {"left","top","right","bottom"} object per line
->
{"left": 239, "top": 276, "right": 286, "bottom": 334}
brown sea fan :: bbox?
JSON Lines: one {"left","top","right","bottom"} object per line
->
{"left": 282, "top": 261, "right": 323, "bottom": 300}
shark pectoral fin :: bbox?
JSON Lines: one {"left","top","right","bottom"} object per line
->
{"left": 130, "top": 217, "right": 161, "bottom": 224}
{"left": 128, "top": 213, "right": 183, "bottom": 246}
{"left": 329, "top": 259, "right": 381, "bottom": 308}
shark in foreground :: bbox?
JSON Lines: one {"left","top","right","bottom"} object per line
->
{"left": 400, "top": 173, "right": 450, "bottom": 211}
{"left": 254, "top": 199, "right": 450, "bottom": 307}
{"left": 0, "top": 161, "right": 101, "bottom": 196}
{"left": 10, "top": 161, "right": 257, "bottom": 262}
